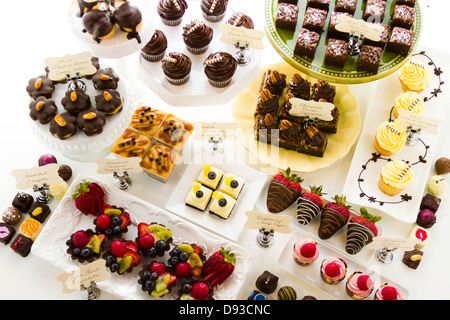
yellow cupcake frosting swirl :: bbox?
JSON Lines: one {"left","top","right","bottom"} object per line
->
{"left": 393, "top": 91, "right": 424, "bottom": 119}
{"left": 375, "top": 121, "right": 407, "bottom": 154}
{"left": 399, "top": 60, "right": 431, "bottom": 92}
{"left": 381, "top": 160, "right": 414, "bottom": 189}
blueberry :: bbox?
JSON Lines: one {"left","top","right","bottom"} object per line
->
{"left": 218, "top": 198, "right": 227, "bottom": 207}
{"left": 208, "top": 172, "right": 216, "bottom": 180}
{"left": 111, "top": 216, "right": 121, "bottom": 226}
{"left": 179, "top": 252, "right": 189, "bottom": 262}
{"left": 81, "top": 247, "right": 92, "bottom": 258}
{"left": 144, "top": 280, "right": 155, "bottom": 291}
{"left": 110, "top": 263, "right": 119, "bottom": 272}
{"left": 105, "top": 229, "right": 113, "bottom": 236}
{"left": 72, "top": 247, "right": 81, "bottom": 256}
{"left": 147, "top": 247, "right": 156, "bottom": 256}
{"left": 172, "top": 247, "right": 181, "bottom": 256}
{"left": 141, "top": 270, "right": 151, "bottom": 281}
{"left": 113, "top": 225, "right": 122, "bottom": 234}
{"left": 230, "top": 180, "right": 239, "bottom": 188}
{"left": 182, "top": 283, "right": 192, "bottom": 294}
{"left": 195, "top": 190, "right": 204, "bottom": 198}
{"left": 170, "top": 256, "right": 179, "bottom": 265}
{"left": 150, "top": 272, "right": 159, "bottom": 281}
{"left": 105, "top": 254, "right": 116, "bottom": 266}
{"left": 156, "top": 240, "right": 167, "bottom": 251}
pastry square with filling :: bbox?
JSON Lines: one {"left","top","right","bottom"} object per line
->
{"left": 219, "top": 173, "right": 245, "bottom": 199}
{"left": 209, "top": 192, "right": 236, "bottom": 220}
{"left": 154, "top": 114, "right": 194, "bottom": 150}
{"left": 185, "top": 182, "right": 213, "bottom": 211}
{"left": 197, "top": 165, "right": 223, "bottom": 190}
{"left": 111, "top": 128, "right": 152, "bottom": 158}
{"left": 141, "top": 143, "right": 179, "bottom": 181}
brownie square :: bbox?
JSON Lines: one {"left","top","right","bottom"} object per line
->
{"left": 302, "top": 7, "right": 328, "bottom": 34}
{"left": 396, "top": 0, "right": 415, "bottom": 7}
{"left": 278, "top": 119, "right": 301, "bottom": 150}
{"left": 306, "top": 0, "right": 330, "bottom": 11}
{"left": 10, "top": 234, "right": 33, "bottom": 257}
{"left": 255, "top": 89, "right": 280, "bottom": 118}
{"left": 28, "top": 202, "right": 51, "bottom": 223}
{"left": 357, "top": 45, "right": 383, "bottom": 74}
{"left": 0, "top": 223, "right": 16, "bottom": 245}
{"left": 363, "top": 0, "right": 387, "bottom": 23}
{"left": 324, "top": 38, "right": 349, "bottom": 68}
{"left": 362, "top": 22, "right": 389, "bottom": 48}
{"left": 275, "top": 3, "right": 299, "bottom": 32}
{"left": 328, "top": 11, "right": 353, "bottom": 40}
{"left": 316, "top": 102, "right": 339, "bottom": 133}
{"left": 294, "top": 28, "right": 321, "bottom": 59}
{"left": 278, "top": 0, "right": 298, "bottom": 4}
{"left": 278, "top": 92, "right": 305, "bottom": 124}
{"left": 386, "top": 26, "right": 415, "bottom": 56}
{"left": 287, "top": 73, "right": 311, "bottom": 100}
{"left": 391, "top": 5, "right": 415, "bottom": 29}
{"left": 297, "top": 125, "right": 328, "bottom": 157}
{"left": 335, "top": 0, "right": 358, "bottom": 15}
{"left": 255, "top": 114, "right": 278, "bottom": 144}
{"left": 312, "top": 80, "right": 336, "bottom": 103}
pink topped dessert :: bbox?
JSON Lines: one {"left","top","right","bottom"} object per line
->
{"left": 320, "top": 257, "right": 347, "bottom": 284}
{"left": 346, "top": 271, "right": 374, "bottom": 300}
{"left": 293, "top": 239, "right": 319, "bottom": 266}
{"left": 375, "top": 283, "right": 404, "bottom": 300}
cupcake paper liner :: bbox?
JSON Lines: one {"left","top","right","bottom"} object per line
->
{"left": 160, "top": 16, "right": 183, "bottom": 26}
{"left": 207, "top": 77, "right": 232, "bottom": 88}
{"left": 165, "top": 73, "right": 191, "bottom": 86}
{"left": 378, "top": 174, "right": 403, "bottom": 196}
{"left": 202, "top": 12, "right": 226, "bottom": 22}
{"left": 141, "top": 50, "right": 166, "bottom": 62}
{"left": 186, "top": 44, "right": 210, "bottom": 55}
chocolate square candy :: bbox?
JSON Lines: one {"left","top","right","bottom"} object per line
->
{"left": 28, "top": 202, "right": 51, "bottom": 223}
{"left": 420, "top": 193, "right": 441, "bottom": 213}
{"left": 362, "top": 23, "right": 390, "bottom": 48}
{"left": 363, "top": 0, "right": 386, "bottom": 22}
{"left": 324, "top": 38, "right": 349, "bottom": 69}
{"left": 12, "top": 192, "right": 34, "bottom": 213}
{"left": 306, "top": 0, "right": 330, "bottom": 11}
{"left": 302, "top": 7, "right": 328, "bottom": 34}
{"left": 402, "top": 249, "right": 423, "bottom": 270}
{"left": 294, "top": 28, "right": 321, "bottom": 60}
{"left": 0, "top": 223, "right": 16, "bottom": 245}
{"left": 357, "top": 45, "right": 383, "bottom": 74}
{"left": 391, "top": 5, "right": 415, "bottom": 30}
{"left": 335, "top": 0, "right": 358, "bottom": 15}
{"left": 255, "top": 270, "right": 279, "bottom": 294}
{"left": 386, "top": 27, "right": 415, "bottom": 56}
{"left": 275, "top": 3, "right": 299, "bottom": 32}
{"left": 10, "top": 234, "right": 33, "bottom": 257}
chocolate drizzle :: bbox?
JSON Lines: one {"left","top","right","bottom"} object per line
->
{"left": 318, "top": 207, "right": 348, "bottom": 239}
{"left": 297, "top": 196, "right": 321, "bottom": 225}
{"left": 345, "top": 220, "right": 375, "bottom": 255}
{"left": 266, "top": 179, "right": 301, "bottom": 213}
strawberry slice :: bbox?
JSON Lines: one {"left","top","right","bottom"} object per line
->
{"left": 210, "top": 263, "right": 235, "bottom": 287}
{"left": 72, "top": 180, "right": 105, "bottom": 216}
{"left": 202, "top": 247, "right": 236, "bottom": 287}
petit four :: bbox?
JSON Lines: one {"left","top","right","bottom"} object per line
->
{"left": 197, "top": 165, "right": 223, "bottom": 190}
{"left": 435, "top": 157, "right": 450, "bottom": 175}
{"left": 294, "top": 28, "right": 321, "bottom": 60}
{"left": 398, "top": 59, "right": 431, "bottom": 92}
{"left": 346, "top": 271, "right": 374, "bottom": 300}
{"left": 266, "top": 168, "right": 303, "bottom": 213}
{"left": 49, "top": 113, "right": 78, "bottom": 140}
{"left": 29, "top": 96, "right": 57, "bottom": 124}
{"left": 103, "top": 240, "right": 142, "bottom": 275}
{"left": 26, "top": 75, "right": 54, "bottom": 99}
{"left": 27, "top": 202, "right": 51, "bottom": 223}
{"left": 402, "top": 249, "right": 423, "bottom": 269}
{"left": 95, "top": 89, "right": 123, "bottom": 115}
{"left": 92, "top": 68, "right": 120, "bottom": 90}
{"left": 167, "top": 243, "right": 205, "bottom": 278}
{"left": 136, "top": 222, "right": 173, "bottom": 258}
{"left": 202, "top": 247, "right": 236, "bottom": 287}
{"left": 141, "top": 29, "right": 168, "bottom": 62}
{"left": 12, "top": 192, "right": 34, "bottom": 213}
{"left": 378, "top": 160, "right": 414, "bottom": 196}
{"left": 277, "top": 286, "right": 297, "bottom": 300}
{"left": 200, "top": 0, "right": 228, "bottom": 22}
{"left": 297, "top": 125, "right": 328, "bottom": 157}
{"left": 392, "top": 91, "right": 424, "bottom": 119}
{"left": 61, "top": 87, "right": 91, "bottom": 115}
{"left": 255, "top": 270, "right": 279, "bottom": 294}
{"left": 408, "top": 225, "right": 429, "bottom": 250}
{"left": 345, "top": 208, "right": 381, "bottom": 255}
{"left": 261, "top": 69, "right": 287, "bottom": 96}
{"left": 183, "top": 20, "right": 213, "bottom": 55}
{"left": 302, "top": 7, "right": 328, "bottom": 34}
{"left": 162, "top": 52, "right": 192, "bottom": 85}
{"left": 386, "top": 27, "right": 415, "bottom": 56}
{"left": 203, "top": 52, "right": 238, "bottom": 88}
{"left": 373, "top": 121, "right": 407, "bottom": 156}
{"left": 363, "top": 0, "right": 386, "bottom": 22}
{"left": 275, "top": 2, "right": 299, "bottom": 32}
{"left": 247, "top": 290, "right": 267, "bottom": 300}
{"left": 320, "top": 257, "right": 347, "bottom": 284}
{"left": 293, "top": 238, "right": 319, "bottom": 266}
{"left": 129, "top": 105, "right": 167, "bottom": 137}
{"left": 296, "top": 185, "right": 324, "bottom": 225}
{"left": 10, "top": 234, "right": 34, "bottom": 257}
{"left": 427, "top": 175, "right": 447, "bottom": 197}
{"left": 154, "top": 114, "right": 194, "bottom": 149}
{"left": 416, "top": 209, "right": 436, "bottom": 229}
{"left": 374, "top": 283, "right": 403, "bottom": 300}
{"left": 112, "top": 1, "right": 143, "bottom": 43}
{"left": 219, "top": 173, "right": 245, "bottom": 199}
{"left": 138, "top": 261, "right": 177, "bottom": 297}
{"left": 111, "top": 128, "right": 152, "bottom": 158}
{"left": 185, "top": 182, "right": 213, "bottom": 211}
{"left": 82, "top": 9, "right": 116, "bottom": 43}
{"left": 0, "top": 223, "right": 16, "bottom": 245}
{"left": 141, "top": 143, "right": 179, "bottom": 181}
{"left": 2, "top": 207, "right": 22, "bottom": 225}
{"left": 77, "top": 107, "right": 106, "bottom": 136}
{"left": 318, "top": 195, "right": 350, "bottom": 240}
{"left": 209, "top": 191, "right": 236, "bottom": 220}
{"left": 19, "top": 217, "right": 42, "bottom": 241}
{"left": 157, "top": 0, "right": 188, "bottom": 26}
{"left": 324, "top": 38, "right": 349, "bottom": 69}
{"left": 93, "top": 204, "right": 131, "bottom": 239}
{"left": 226, "top": 12, "right": 254, "bottom": 29}
{"left": 66, "top": 229, "right": 106, "bottom": 263}
{"left": 179, "top": 281, "right": 214, "bottom": 300}
{"left": 357, "top": 45, "right": 383, "bottom": 74}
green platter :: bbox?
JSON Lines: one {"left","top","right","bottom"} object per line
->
{"left": 264, "top": 0, "right": 422, "bottom": 84}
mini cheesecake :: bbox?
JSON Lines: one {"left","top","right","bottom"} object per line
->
{"left": 219, "top": 173, "right": 245, "bottom": 199}
{"left": 185, "top": 182, "right": 213, "bottom": 211}
{"left": 209, "top": 191, "right": 236, "bottom": 220}
{"left": 197, "top": 165, "right": 223, "bottom": 190}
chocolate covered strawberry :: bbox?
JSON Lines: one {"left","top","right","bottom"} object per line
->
{"left": 72, "top": 180, "right": 105, "bottom": 216}
{"left": 345, "top": 207, "right": 381, "bottom": 255}
{"left": 318, "top": 194, "right": 351, "bottom": 240}
{"left": 202, "top": 247, "right": 236, "bottom": 287}
{"left": 297, "top": 185, "right": 324, "bottom": 225}
{"left": 267, "top": 168, "right": 303, "bottom": 213}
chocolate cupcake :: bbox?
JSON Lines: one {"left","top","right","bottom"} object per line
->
{"left": 61, "top": 88, "right": 91, "bottom": 115}
{"left": 182, "top": 20, "right": 214, "bottom": 55}
{"left": 50, "top": 113, "right": 78, "bottom": 140}
{"left": 26, "top": 75, "right": 54, "bottom": 99}
{"left": 203, "top": 52, "right": 237, "bottom": 88}
{"left": 29, "top": 96, "right": 57, "bottom": 124}
{"left": 95, "top": 89, "right": 123, "bottom": 115}
{"left": 92, "top": 68, "right": 120, "bottom": 90}
{"left": 201, "top": 0, "right": 228, "bottom": 22}
{"left": 226, "top": 12, "right": 254, "bottom": 29}
{"left": 157, "top": 0, "right": 188, "bottom": 26}
{"left": 162, "top": 52, "right": 192, "bottom": 85}
{"left": 141, "top": 29, "right": 168, "bottom": 62}
{"left": 77, "top": 108, "right": 106, "bottom": 136}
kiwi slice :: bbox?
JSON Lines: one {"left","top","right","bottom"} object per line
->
{"left": 117, "top": 256, "right": 132, "bottom": 274}
{"left": 86, "top": 235, "right": 102, "bottom": 254}
{"left": 178, "top": 243, "right": 194, "bottom": 254}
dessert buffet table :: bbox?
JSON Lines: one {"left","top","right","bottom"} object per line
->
{"left": 1, "top": 0, "right": 450, "bottom": 301}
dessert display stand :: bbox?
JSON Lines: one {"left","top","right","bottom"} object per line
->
{"left": 1, "top": 0, "right": 450, "bottom": 301}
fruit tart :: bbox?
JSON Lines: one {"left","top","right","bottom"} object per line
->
{"left": 138, "top": 261, "right": 177, "bottom": 298}
{"left": 178, "top": 281, "right": 214, "bottom": 300}
{"left": 136, "top": 222, "right": 173, "bottom": 258}
{"left": 93, "top": 204, "right": 131, "bottom": 239}
{"left": 167, "top": 243, "right": 206, "bottom": 278}
{"left": 103, "top": 240, "right": 142, "bottom": 275}
{"left": 66, "top": 229, "right": 106, "bottom": 263}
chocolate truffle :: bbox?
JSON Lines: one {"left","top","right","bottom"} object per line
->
{"left": 92, "top": 68, "right": 120, "bottom": 90}
{"left": 226, "top": 12, "right": 254, "bottom": 29}
{"left": 302, "top": 295, "right": 317, "bottom": 300}
{"left": 419, "top": 193, "right": 441, "bottom": 213}
{"left": 77, "top": 107, "right": 106, "bottom": 136}
{"left": 201, "top": 0, "right": 228, "bottom": 22}
{"left": 141, "top": 29, "right": 168, "bottom": 62}
{"left": 162, "top": 52, "right": 192, "bottom": 85}
{"left": 58, "top": 164, "right": 73, "bottom": 181}
{"left": 38, "top": 154, "right": 57, "bottom": 166}
{"left": 50, "top": 113, "right": 78, "bottom": 140}
{"left": 183, "top": 20, "right": 214, "bottom": 54}
{"left": 26, "top": 75, "right": 54, "bottom": 99}
{"left": 203, "top": 52, "right": 237, "bottom": 88}
{"left": 157, "top": 0, "right": 188, "bottom": 26}
{"left": 61, "top": 87, "right": 91, "bottom": 115}
{"left": 12, "top": 192, "right": 34, "bottom": 213}
{"left": 113, "top": 1, "right": 143, "bottom": 43}
{"left": 255, "top": 270, "right": 279, "bottom": 294}
{"left": 0, "top": 223, "right": 16, "bottom": 245}
{"left": 28, "top": 202, "right": 51, "bottom": 223}
{"left": 416, "top": 209, "right": 437, "bottom": 229}
{"left": 29, "top": 96, "right": 57, "bottom": 124}
{"left": 95, "top": 89, "right": 123, "bottom": 115}
{"left": 10, "top": 234, "right": 34, "bottom": 257}
{"left": 2, "top": 207, "right": 22, "bottom": 225}
{"left": 402, "top": 249, "right": 423, "bottom": 269}
{"left": 435, "top": 157, "right": 450, "bottom": 175}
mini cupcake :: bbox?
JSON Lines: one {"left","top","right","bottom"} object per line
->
{"left": 346, "top": 271, "right": 374, "bottom": 300}
{"left": 138, "top": 261, "right": 177, "bottom": 297}
{"left": 95, "top": 89, "right": 124, "bottom": 115}
{"left": 162, "top": 52, "right": 192, "bottom": 85}
{"left": 293, "top": 239, "right": 319, "bottom": 266}
{"left": 66, "top": 229, "right": 106, "bottom": 263}
{"left": 399, "top": 60, "right": 431, "bottom": 93}
{"left": 182, "top": 20, "right": 213, "bottom": 55}
{"left": 29, "top": 96, "right": 57, "bottom": 124}
{"left": 226, "top": 12, "right": 254, "bottom": 29}
{"left": 157, "top": 0, "right": 188, "bottom": 26}
{"left": 201, "top": 0, "right": 228, "bottom": 22}
{"left": 393, "top": 91, "right": 424, "bottom": 119}
{"left": 203, "top": 52, "right": 237, "bottom": 88}
{"left": 49, "top": 113, "right": 77, "bottom": 140}
{"left": 374, "top": 283, "right": 404, "bottom": 300}
{"left": 141, "top": 29, "right": 168, "bottom": 62}
{"left": 103, "top": 240, "right": 142, "bottom": 275}
{"left": 378, "top": 160, "right": 414, "bottom": 196}
{"left": 77, "top": 107, "right": 106, "bottom": 136}
{"left": 320, "top": 257, "right": 347, "bottom": 284}
{"left": 373, "top": 121, "right": 407, "bottom": 156}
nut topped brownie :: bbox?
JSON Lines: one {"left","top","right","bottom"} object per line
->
{"left": 324, "top": 38, "right": 349, "bottom": 69}
{"left": 255, "top": 89, "right": 280, "bottom": 117}
{"left": 335, "top": 0, "right": 358, "bottom": 15}
{"left": 261, "top": 69, "right": 287, "bottom": 96}
{"left": 357, "top": 45, "right": 383, "bottom": 74}
{"left": 287, "top": 73, "right": 311, "bottom": 100}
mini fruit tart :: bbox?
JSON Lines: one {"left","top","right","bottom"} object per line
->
{"left": 167, "top": 242, "right": 206, "bottom": 279}
{"left": 66, "top": 229, "right": 106, "bottom": 263}
{"left": 178, "top": 280, "right": 214, "bottom": 300}
{"left": 136, "top": 222, "right": 173, "bottom": 258}
{"left": 93, "top": 204, "right": 131, "bottom": 239}
{"left": 138, "top": 261, "right": 177, "bottom": 298}
{"left": 103, "top": 240, "right": 142, "bottom": 275}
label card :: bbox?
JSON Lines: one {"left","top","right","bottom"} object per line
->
{"left": 335, "top": 15, "right": 385, "bottom": 41}
{"left": 193, "top": 122, "right": 238, "bottom": 140}
{"left": 288, "top": 98, "right": 335, "bottom": 121}
{"left": 44, "top": 51, "right": 97, "bottom": 81}
{"left": 56, "top": 260, "right": 111, "bottom": 294}
{"left": 396, "top": 109, "right": 443, "bottom": 134}
{"left": 220, "top": 24, "right": 265, "bottom": 49}
{"left": 367, "top": 236, "right": 419, "bottom": 251}
{"left": 245, "top": 211, "right": 292, "bottom": 234}
{"left": 95, "top": 157, "right": 143, "bottom": 174}
{"left": 11, "top": 163, "right": 63, "bottom": 190}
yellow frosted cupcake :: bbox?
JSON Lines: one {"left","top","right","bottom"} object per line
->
{"left": 398, "top": 60, "right": 431, "bottom": 93}
{"left": 393, "top": 91, "right": 424, "bottom": 119}
{"left": 378, "top": 160, "right": 414, "bottom": 196}
{"left": 374, "top": 121, "right": 407, "bottom": 156}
